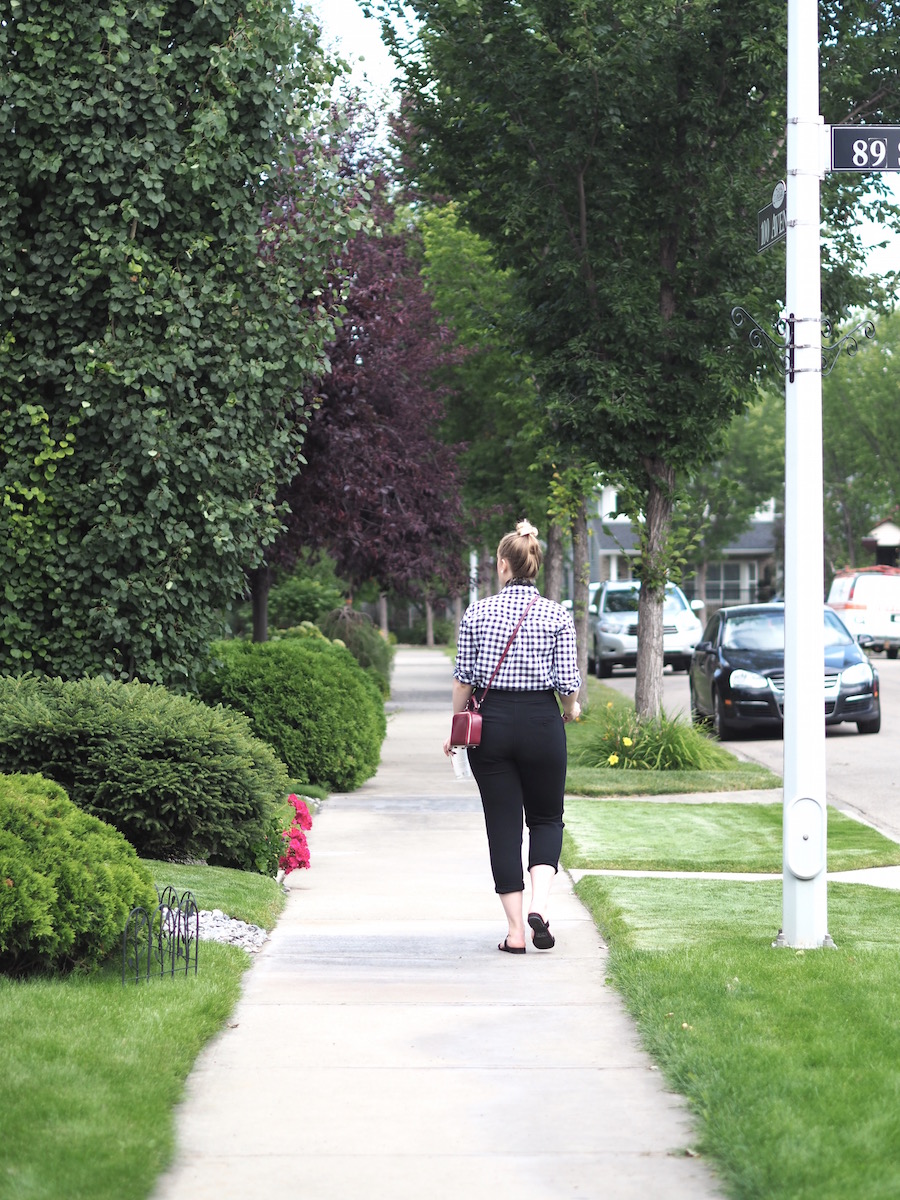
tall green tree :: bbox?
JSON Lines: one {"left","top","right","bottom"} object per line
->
{"left": 378, "top": 0, "right": 900, "bottom": 716}
{"left": 0, "top": 1, "right": 365, "bottom": 685}
{"left": 822, "top": 309, "right": 900, "bottom": 572}
{"left": 683, "top": 390, "right": 785, "bottom": 599}
{"left": 419, "top": 204, "right": 548, "bottom": 548}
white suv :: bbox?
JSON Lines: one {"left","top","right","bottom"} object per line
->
{"left": 591, "top": 581, "right": 705, "bottom": 676}
{"left": 827, "top": 567, "right": 900, "bottom": 658}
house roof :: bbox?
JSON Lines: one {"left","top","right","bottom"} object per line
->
{"left": 591, "top": 519, "right": 777, "bottom": 558}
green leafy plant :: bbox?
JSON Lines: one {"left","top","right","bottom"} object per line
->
{"left": 199, "top": 638, "right": 386, "bottom": 790}
{"left": 578, "top": 702, "right": 734, "bottom": 772}
{"left": 0, "top": 676, "right": 289, "bottom": 870}
{"left": 0, "top": 2, "right": 370, "bottom": 687}
{"left": 317, "top": 607, "right": 394, "bottom": 695}
{"left": 0, "top": 772, "right": 156, "bottom": 975}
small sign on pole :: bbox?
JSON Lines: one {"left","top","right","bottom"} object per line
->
{"left": 758, "top": 180, "right": 787, "bottom": 253}
{"left": 831, "top": 126, "right": 900, "bottom": 171}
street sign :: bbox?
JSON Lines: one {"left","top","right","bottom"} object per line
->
{"left": 757, "top": 180, "right": 787, "bottom": 253}
{"left": 831, "top": 125, "right": 900, "bottom": 171}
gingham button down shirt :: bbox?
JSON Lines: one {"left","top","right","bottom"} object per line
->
{"left": 453, "top": 582, "right": 582, "bottom": 695}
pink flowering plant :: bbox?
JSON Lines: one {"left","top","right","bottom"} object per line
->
{"left": 279, "top": 794, "right": 313, "bottom": 875}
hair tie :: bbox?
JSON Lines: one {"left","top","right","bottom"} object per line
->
{"left": 516, "top": 519, "right": 539, "bottom": 538}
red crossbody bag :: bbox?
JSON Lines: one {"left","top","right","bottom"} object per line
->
{"left": 450, "top": 597, "right": 538, "bottom": 749}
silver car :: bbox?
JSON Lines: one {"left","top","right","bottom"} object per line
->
{"left": 591, "top": 581, "right": 705, "bottom": 676}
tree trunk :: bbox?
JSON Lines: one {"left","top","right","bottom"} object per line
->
{"left": 571, "top": 499, "right": 590, "bottom": 706}
{"left": 425, "top": 598, "right": 435, "bottom": 647}
{"left": 635, "top": 462, "right": 676, "bottom": 720}
{"left": 248, "top": 565, "right": 271, "bottom": 643}
{"left": 378, "top": 593, "right": 389, "bottom": 637}
{"left": 544, "top": 520, "right": 564, "bottom": 602}
{"left": 480, "top": 544, "right": 495, "bottom": 595}
{"left": 695, "top": 561, "right": 708, "bottom": 605}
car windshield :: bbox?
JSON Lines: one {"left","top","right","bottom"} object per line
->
{"left": 721, "top": 610, "right": 854, "bottom": 651}
{"left": 824, "top": 609, "right": 854, "bottom": 647}
{"left": 722, "top": 613, "right": 785, "bottom": 650}
{"left": 604, "top": 587, "right": 685, "bottom": 615}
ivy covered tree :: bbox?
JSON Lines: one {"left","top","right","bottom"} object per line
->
{"left": 0, "top": 1, "right": 366, "bottom": 684}
{"left": 379, "top": 0, "right": 900, "bottom": 717}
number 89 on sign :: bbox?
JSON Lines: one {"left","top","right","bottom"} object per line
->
{"left": 831, "top": 126, "right": 900, "bottom": 171}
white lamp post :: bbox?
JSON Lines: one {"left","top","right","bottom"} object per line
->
{"left": 779, "top": 0, "right": 832, "bottom": 948}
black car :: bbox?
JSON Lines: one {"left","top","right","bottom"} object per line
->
{"left": 689, "top": 603, "right": 881, "bottom": 737}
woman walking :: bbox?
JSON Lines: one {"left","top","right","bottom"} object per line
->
{"left": 445, "top": 520, "right": 582, "bottom": 953}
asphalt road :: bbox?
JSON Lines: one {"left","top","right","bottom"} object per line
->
{"left": 601, "top": 656, "right": 900, "bottom": 841}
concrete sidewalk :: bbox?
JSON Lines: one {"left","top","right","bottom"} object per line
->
{"left": 153, "top": 647, "right": 722, "bottom": 1200}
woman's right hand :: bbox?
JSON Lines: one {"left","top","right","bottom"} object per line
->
{"left": 562, "top": 701, "right": 581, "bottom": 724}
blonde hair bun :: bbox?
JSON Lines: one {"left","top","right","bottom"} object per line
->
{"left": 516, "top": 519, "right": 539, "bottom": 538}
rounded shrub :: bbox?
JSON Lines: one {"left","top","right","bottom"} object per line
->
{"left": 316, "top": 608, "right": 394, "bottom": 697}
{"left": 199, "top": 638, "right": 386, "bottom": 791}
{"left": 0, "top": 676, "right": 289, "bottom": 870}
{"left": 0, "top": 772, "right": 157, "bottom": 975}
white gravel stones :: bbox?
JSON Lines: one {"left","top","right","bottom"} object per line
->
{"left": 196, "top": 909, "right": 269, "bottom": 954}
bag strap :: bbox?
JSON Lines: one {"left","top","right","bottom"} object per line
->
{"left": 471, "top": 595, "right": 538, "bottom": 709}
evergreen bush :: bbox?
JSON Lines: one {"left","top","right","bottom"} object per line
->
{"left": 199, "top": 639, "right": 386, "bottom": 790}
{"left": 316, "top": 608, "right": 394, "bottom": 696}
{"left": 0, "top": 772, "right": 156, "bottom": 974}
{"left": 0, "top": 676, "right": 288, "bottom": 870}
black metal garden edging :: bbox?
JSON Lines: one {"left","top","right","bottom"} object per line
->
{"left": 122, "top": 884, "right": 199, "bottom": 985}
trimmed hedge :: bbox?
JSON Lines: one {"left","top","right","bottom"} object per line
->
{"left": 0, "top": 676, "right": 289, "bottom": 871}
{"left": 199, "top": 638, "right": 386, "bottom": 791}
{"left": 0, "top": 772, "right": 157, "bottom": 974}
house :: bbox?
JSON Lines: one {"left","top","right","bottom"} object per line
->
{"left": 585, "top": 488, "right": 780, "bottom": 611}
{"left": 861, "top": 518, "right": 900, "bottom": 568}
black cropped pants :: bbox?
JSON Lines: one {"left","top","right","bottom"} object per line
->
{"left": 467, "top": 689, "right": 567, "bottom": 895}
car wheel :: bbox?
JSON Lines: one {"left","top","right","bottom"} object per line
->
{"left": 596, "top": 657, "right": 613, "bottom": 678}
{"left": 712, "top": 691, "right": 735, "bottom": 740}
{"left": 689, "top": 683, "right": 705, "bottom": 727}
{"left": 675, "top": 656, "right": 691, "bottom": 673}
{"left": 887, "top": 647, "right": 898, "bottom": 661}
{"left": 857, "top": 714, "right": 881, "bottom": 734}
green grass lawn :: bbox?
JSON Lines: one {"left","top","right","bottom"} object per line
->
{"left": 0, "top": 861, "right": 285, "bottom": 1200}
{"left": 563, "top": 800, "right": 900, "bottom": 873}
{"left": 565, "top": 676, "right": 782, "bottom": 796}
{"left": 577, "top": 875, "right": 900, "bottom": 1199}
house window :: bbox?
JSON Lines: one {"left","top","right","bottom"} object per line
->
{"left": 706, "top": 562, "right": 758, "bottom": 603}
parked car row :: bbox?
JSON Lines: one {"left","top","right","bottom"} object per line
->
{"left": 568, "top": 577, "right": 884, "bottom": 738}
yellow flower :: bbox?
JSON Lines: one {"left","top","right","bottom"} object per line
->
{"left": 622, "top": 736, "right": 633, "bottom": 747}
{"left": 606, "top": 701, "right": 613, "bottom": 708}
{"left": 607, "top": 752, "right": 619, "bottom": 765}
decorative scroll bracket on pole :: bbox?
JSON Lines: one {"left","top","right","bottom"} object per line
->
{"left": 731, "top": 307, "right": 875, "bottom": 381}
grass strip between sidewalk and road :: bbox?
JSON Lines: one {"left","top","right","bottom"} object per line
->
{"left": 563, "top": 800, "right": 900, "bottom": 873}
{"left": 0, "top": 861, "right": 286, "bottom": 1200}
{"left": 577, "top": 875, "right": 900, "bottom": 1199}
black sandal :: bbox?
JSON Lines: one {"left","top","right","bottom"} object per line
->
{"left": 498, "top": 938, "right": 526, "bottom": 954}
{"left": 528, "top": 912, "right": 555, "bottom": 949}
